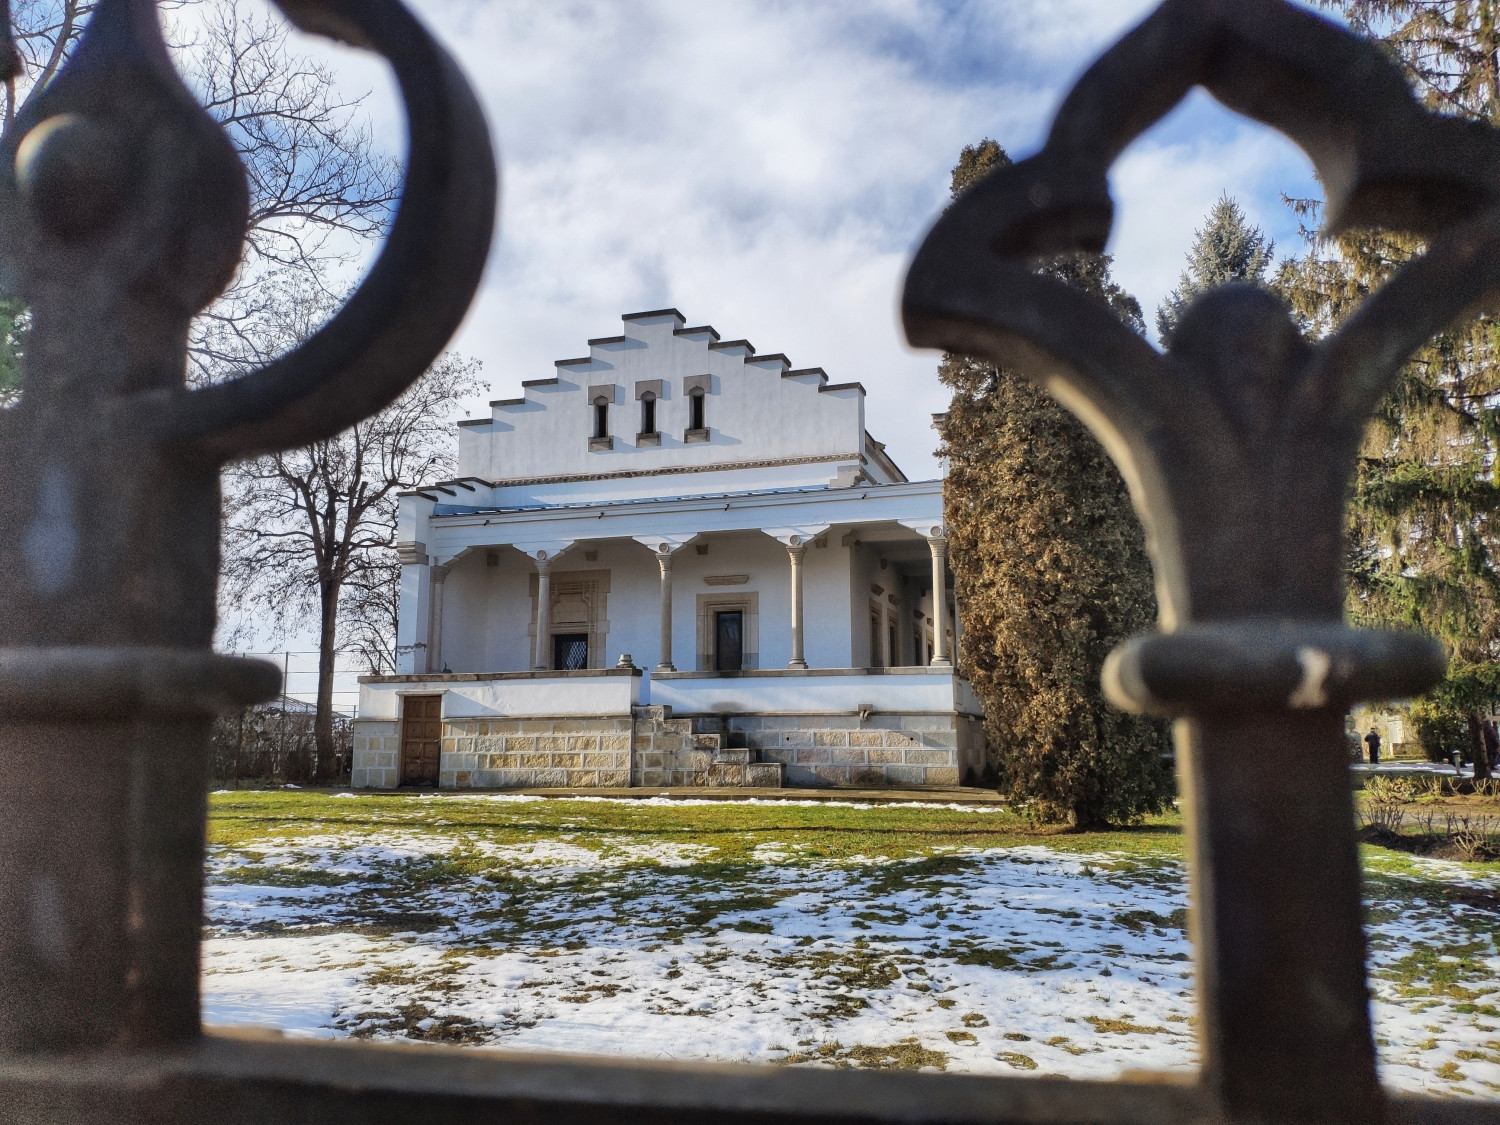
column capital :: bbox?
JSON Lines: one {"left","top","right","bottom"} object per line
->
{"left": 632, "top": 535, "right": 695, "bottom": 556}
{"left": 430, "top": 563, "right": 452, "bottom": 582}
{"left": 513, "top": 540, "right": 574, "bottom": 569}
{"left": 766, "top": 524, "right": 829, "bottom": 548}
{"left": 899, "top": 518, "right": 947, "bottom": 542}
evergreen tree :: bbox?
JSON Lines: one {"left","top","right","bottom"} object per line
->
{"left": 1155, "top": 194, "right": 1274, "bottom": 343}
{"left": 1275, "top": 1, "right": 1500, "bottom": 775}
{"left": 0, "top": 293, "right": 27, "bottom": 408}
{"left": 938, "top": 139, "right": 1173, "bottom": 827}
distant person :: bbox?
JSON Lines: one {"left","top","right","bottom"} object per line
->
{"left": 1483, "top": 719, "right": 1499, "bottom": 771}
{"left": 1364, "top": 728, "right": 1381, "bottom": 764}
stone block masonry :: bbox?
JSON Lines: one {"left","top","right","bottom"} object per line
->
{"left": 438, "top": 715, "right": 635, "bottom": 788}
{"left": 352, "top": 709, "right": 984, "bottom": 790}
{"left": 725, "top": 712, "right": 986, "bottom": 788}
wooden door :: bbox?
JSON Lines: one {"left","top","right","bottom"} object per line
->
{"left": 400, "top": 694, "right": 442, "bottom": 786}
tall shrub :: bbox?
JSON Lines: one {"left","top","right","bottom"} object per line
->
{"left": 937, "top": 140, "right": 1173, "bottom": 827}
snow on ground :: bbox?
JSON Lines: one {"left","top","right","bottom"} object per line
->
{"left": 202, "top": 799, "right": 1500, "bottom": 1097}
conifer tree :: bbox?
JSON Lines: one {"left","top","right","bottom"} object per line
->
{"left": 1156, "top": 194, "right": 1274, "bottom": 343}
{"left": 0, "top": 294, "right": 25, "bottom": 408}
{"left": 938, "top": 140, "right": 1173, "bottom": 827}
{"left": 1276, "top": 1, "right": 1500, "bottom": 773}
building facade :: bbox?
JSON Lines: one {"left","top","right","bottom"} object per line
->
{"left": 353, "top": 309, "right": 986, "bottom": 790}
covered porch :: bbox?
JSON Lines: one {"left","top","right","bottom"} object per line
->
{"left": 354, "top": 481, "right": 987, "bottom": 790}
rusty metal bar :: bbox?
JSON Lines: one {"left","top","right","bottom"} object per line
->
{"left": 0, "top": 0, "right": 1497, "bottom": 1122}
{"left": 900, "top": 0, "right": 1500, "bottom": 1120}
{"left": 0, "top": 0, "right": 495, "bottom": 1057}
{"left": 0, "top": 1033, "right": 1495, "bottom": 1125}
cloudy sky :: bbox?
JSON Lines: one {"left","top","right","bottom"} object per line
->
{"left": 276, "top": 0, "right": 1331, "bottom": 482}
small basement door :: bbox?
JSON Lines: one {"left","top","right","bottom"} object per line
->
{"left": 400, "top": 694, "right": 442, "bottom": 786}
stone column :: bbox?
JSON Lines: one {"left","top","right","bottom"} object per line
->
{"left": 928, "top": 535, "right": 952, "bottom": 667}
{"left": 426, "top": 563, "right": 451, "bottom": 673}
{"left": 787, "top": 540, "right": 808, "bottom": 670}
{"left": 655, "top": 547, "right": 676, "bottom": 672}
{"left": 533, "top": 554, "right": 552, "bottom": 670}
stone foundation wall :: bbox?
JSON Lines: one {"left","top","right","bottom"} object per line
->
{"left": 353, "top": 709, "right": 985, "bottom": 790}
{"left": 439, "top": 716, "right": 635, "bottom": 788}
{"left": 352, "top": 720, "right": 401, "bottom": 789}
{"left": 630, "top": 706, "right": 783, "bottom": 788}
{"left": 698, "top": 712, "right": 985, "bottom": 788}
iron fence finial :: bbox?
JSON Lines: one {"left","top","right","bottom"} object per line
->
{"left": 902, "top": 0, "right": 1481, "bottom": 1118}
{"left": 0, "top": 0, "right": 495, "bottom": 1051}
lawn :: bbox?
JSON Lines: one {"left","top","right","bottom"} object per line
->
{"left": 203, "top": 790, "right": 1500, "bottom": 1098}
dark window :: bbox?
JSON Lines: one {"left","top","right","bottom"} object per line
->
{"left": 593, "top": 397, "right": 609, "bottom": 440}
{"left": 689, "top": 390, "right": 705, "bottom": 431}
{"left": 870, "top": 611, "right": 883, "bottom": 669}
{"left": 889, "top": 622, "right": 898, "bottom": 667}
{"left": 553, "top": 633, "right": 589, "bottom": 671}
{"left": 641, "top": 393, "right": 657, "bottom": 435}
{"left": 714, "top": 611, "right": 743, "bottom": 671}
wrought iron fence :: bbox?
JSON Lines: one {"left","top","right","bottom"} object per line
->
{"left": 0, "top": 0, "right": 1497, "bottom": 1122}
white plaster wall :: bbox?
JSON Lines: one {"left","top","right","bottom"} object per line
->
{"left": 551, "top": 539, "right": 659, "bottom": 669}
{"left": 648, "top": 672, "right": 961, "bottom": 715}
{"left": 955, "top": 677, "right": 984, "bottom": 718}
{"left": 433, "top": 533, "right": 857, "bottom": 677}
{"left": 486, "top": 462, "right": 857, "bottom": 507}
{"left": 358, "top": 675, "right": 640, "bottom": 720}
{"left": 396, "top": 561, "right": 431, "bottom": 675}
{"left": 849, "top": 543, "right": 885, "bottom": 667}
{"left": 457, "top": 312, "right": 867, "bottom": 485}
{"left": 802, "top": 536, "right": 854, "bottom": 668}
{"left": 667, "top": 530, "right": 855, "bottom": 671}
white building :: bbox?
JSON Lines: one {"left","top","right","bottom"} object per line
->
{"left": 353, "top": 309, "right": 986, "bottom": 790}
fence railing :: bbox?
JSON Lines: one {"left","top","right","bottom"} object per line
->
{"left": 1, "top": 0, "right": 1497, "bottom": 1123}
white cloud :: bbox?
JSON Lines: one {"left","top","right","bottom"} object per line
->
{"left": 1109, "top": 93, "right": 1320, "bottom": 341}
{"left": 264, "top": 0, "right": 1328, "bottom": 477}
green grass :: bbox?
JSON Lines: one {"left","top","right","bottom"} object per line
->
{"left": 208, "top": 790, "right": 1185, "bottom": 865}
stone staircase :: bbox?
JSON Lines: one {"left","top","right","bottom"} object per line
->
{"left": 630, "top": 706, "right": 783, "bottom": 788}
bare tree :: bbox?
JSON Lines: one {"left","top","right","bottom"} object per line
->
{"left": 3, "top": 1, "right": 93, "bottom": 132}
{"left": 169, "top": 0, "right": 399, "bottom": 380}
{"left": 2, "top": 1, "right": 398, "bottom": 384}
{"left": 4, "top": 2, "right": 421, "bottom": 758}
{"left": 222, "top": 341, "right": 484, "bottom": 771}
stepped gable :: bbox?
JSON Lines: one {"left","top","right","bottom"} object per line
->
{"left": 455, "top": 307, "right": 891, "bottom": 489}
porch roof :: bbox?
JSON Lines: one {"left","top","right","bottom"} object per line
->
{"left": 421, "top": 478, "right": 945, "bottom": 564}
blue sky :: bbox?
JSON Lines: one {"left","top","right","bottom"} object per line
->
{"left": 291, "top": 0, "right": 1327, "bottom": 478}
